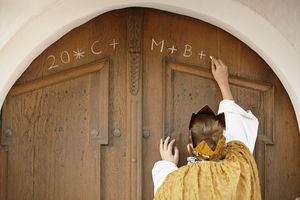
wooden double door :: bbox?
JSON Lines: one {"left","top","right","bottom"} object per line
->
{"left": 0, "top": 8, "right": 299, "bottom": 200}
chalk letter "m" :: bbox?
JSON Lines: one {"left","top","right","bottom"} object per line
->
{"left": 151, "top": 38, "right": 164, "bottom": 52}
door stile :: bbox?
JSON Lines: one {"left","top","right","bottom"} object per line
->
{"left": 126, "top": 8, "right": 143, "bottom": 200}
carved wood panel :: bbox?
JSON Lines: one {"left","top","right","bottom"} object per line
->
{"left": 1, "top": 59, "right": 109, "bottom": 200}
{"left": 163, "top": 60, "right": 274, "bottom": 199}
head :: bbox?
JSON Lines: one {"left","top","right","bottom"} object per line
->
{"left": 187, "top": 106, "right": 225, "bottom": 157}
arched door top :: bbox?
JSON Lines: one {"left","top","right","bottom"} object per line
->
{"left": 0, "top": 1, "right": 299, "bottom": 130}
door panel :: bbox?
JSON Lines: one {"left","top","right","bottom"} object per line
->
{"left": 162, "top": 61, "right": 274, "bottom": 199}
{"left": 1, "top": 60, "right": 109, "bottom": 200}
{"left": 0, "top": 8, "right": 299, "bottom": 200}
{"left": 1, "top": 9, "right": 130, "bottom": 200}
{"left": 142, "top": 8, "right": 300, "bottom": 200}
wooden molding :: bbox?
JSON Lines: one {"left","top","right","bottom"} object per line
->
{"left": 8, "top": 58, "right": 109, "bottom": 97}
{"left": 128, "top": 9, "right": 142, "bottom": 95}
{"left": 89, "top": 60, "right": 110, "bottom": 145}
{"left": 167, "top": 61, "right": 273, "bottom": 92}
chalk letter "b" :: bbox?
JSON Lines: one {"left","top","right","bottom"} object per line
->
{"left": 183, "top": 44, "right": 192, "bottom": 57}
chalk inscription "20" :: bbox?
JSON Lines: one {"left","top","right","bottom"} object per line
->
{"left": 47, "top": 51, "right": 71, "bottom": 70}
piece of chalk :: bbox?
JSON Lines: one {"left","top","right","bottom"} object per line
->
{"left": 210, "top": 56, "right": 213, "bottom": 60}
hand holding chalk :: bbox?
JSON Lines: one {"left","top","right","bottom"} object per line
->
{"left": 210, "top": 56, "right": 233, "bottom": 100}
{"left": 210, "top": 56, "right": 228, "bottom": 85}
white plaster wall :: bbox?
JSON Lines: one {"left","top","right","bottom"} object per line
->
{"left": 0, "top": 0, "right": 60, "bottom": 51}
{"left": 0, "top": 0, "right": 299, "bottom": 129}
{"left": 239, "top": 0, "right": 300, "bottom": 55}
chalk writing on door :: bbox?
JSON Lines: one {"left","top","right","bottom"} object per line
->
{"left": 150, "top": 38, "right": 208, "bottom": 59}
{"left": 47, "top": 38, "right": 209, "bottom": 70}
{"left": 47, "top": 39, "right": 119, "bottom": 70}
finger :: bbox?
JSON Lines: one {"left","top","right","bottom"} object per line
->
{"left": 174, "top": 146, "right": 179, "bottom": 160}
{"left": 167, "top": 139, "right": 176, "bottom": 152}
{"left": 174, "top": 146, "right": 179, "bottom": 158}
{"left": 218, "top": 59, "right": 227, "bottom": 69}
{"left": 211, "top": 56, "right": 216, "bottom": 72}
{"left": 218, "top": 59, "right": 224, "bottom": 66}
{"left": 160, "top": 138, "right": 163, "bottom": 152}
{"left": 164, "top": 136, "right": 170, "bottom": 151}
{"left": 213, "top": 57, "right": 221, "bottom": 68}
{"left": 215, "top": 61, "right": 221, "bottom": 69}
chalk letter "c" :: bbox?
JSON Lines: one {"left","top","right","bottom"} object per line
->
{"left": 91, "top": 41, "right": 102, "bottom": 55}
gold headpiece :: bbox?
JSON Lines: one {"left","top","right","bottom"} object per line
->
{"left": 189, "top": 105, "right": 226, "bottom": 160}
{"left": 193, "top": 136, "right": 226, "bottom": 160}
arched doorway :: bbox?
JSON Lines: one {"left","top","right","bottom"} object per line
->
{"left": 0, "top": 8, "right": 299, "bottom": 200}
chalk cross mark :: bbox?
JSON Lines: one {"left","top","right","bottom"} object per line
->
{"left": 168, "top": 45, "right": 178, "bottom": 54}
{"left": 109, "top": 39, "right": 119, "bottom": 50}
{"left": 198, "top": 50, "right": 206, "bottom": 59}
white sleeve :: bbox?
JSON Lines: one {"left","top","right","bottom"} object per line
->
{"left": 217, "top": 99, "right": 259, "bottom": 153}
{"left": 152, "top": 160, "right": 178, "bottom": 194}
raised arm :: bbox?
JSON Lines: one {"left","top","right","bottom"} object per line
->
{"left": 210, "top": 56, "right": 259, "bottom": 153}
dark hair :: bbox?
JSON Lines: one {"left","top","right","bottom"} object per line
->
{"left": 190, "top": 114, "right": 225, "bottom": 150}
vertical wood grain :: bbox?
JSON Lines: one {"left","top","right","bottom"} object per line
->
{"left": 126, "top": 8, "right": 143, "bottom": 200}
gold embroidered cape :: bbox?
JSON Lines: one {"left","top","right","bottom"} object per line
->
{"left": 154, "top": 141, "right": 261, "bottom": 200}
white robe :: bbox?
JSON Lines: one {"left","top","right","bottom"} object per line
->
{"left": 152, "top": 99, "right": 259, "bottom": 194}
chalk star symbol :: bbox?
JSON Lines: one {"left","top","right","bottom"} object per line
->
{"left": 168, "top": 45, "right": 178, "bottom": 54}
{"left": 73, "top": 48, "right": 85, "bottom": 59}
{"left": 198, "top": 50, "right": 206, "bottom": 59}
{"left": 109, "top": 39, "right": 119, "bottom": 50}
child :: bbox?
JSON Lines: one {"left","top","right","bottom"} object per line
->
{"left": 152, "top": 57, "right": 261, "bottom": 200}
